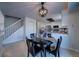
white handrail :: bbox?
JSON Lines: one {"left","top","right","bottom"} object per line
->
{"left": 4, "top": 19, "right": 23, "bottom": 39}
{"left": 5, "top": 20, "right": 22, "bottom": 30}
{"left": 0, "top": 19, "right": 23, "bottom": 40}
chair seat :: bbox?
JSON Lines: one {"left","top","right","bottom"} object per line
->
{"left": 45, "top": 37, "right": 62, "bottom": 57}
{"left": 50, "top": 46, "right": 56, "bottom": 51}
{"left": 46, "top": 46, "right": 56, "bottom": 52}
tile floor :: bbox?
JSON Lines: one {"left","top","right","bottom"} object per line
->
{"left": 2, "top": 40, "right": 79, "bottom": 57}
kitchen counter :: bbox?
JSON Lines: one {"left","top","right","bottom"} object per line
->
{"left": 51, "top": 32, "right": 68, "bottom": 40}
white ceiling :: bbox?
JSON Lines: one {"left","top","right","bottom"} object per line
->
{"left": 0, "top": 2, "right": 65, "bottom": 22}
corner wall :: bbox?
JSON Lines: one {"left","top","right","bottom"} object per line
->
{"left": 24, "top": 17, "right": 36, "bottom": 39}
{"left": 61, "top": 9, "right": 79, "bottom": 52}
{"left": 0, "top": 10, "right": 4, "bottom": 56}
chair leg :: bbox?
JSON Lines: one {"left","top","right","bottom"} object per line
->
{"left": 54, "top": 54, "right": 57, "bottom": 57}
{"left": 58, "top": 50, "right": 60, "bottom": 57}
{"left": 32, "top": 43, "right": 35, "bottom": 57}
{"left": 44, "top": 49, "right": 46, "bottom": 57}
{"left": 54, "top": 53, "right": 57, "bottom": 57}
{"left": 41, "top": 51, "right": 43, "bottom": 57}
{"left": 32, "top": 49, "right": 35, "bottom": 57}
{"left": 27, "top": 51, "right": 29, "bottom": 57}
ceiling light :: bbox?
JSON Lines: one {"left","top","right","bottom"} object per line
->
{"left": 39, "top": 2, "right": 48, "bottom": 17}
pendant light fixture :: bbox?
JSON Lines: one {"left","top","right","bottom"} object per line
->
{"left": 39, "top": 2, "right": 48, "bottom": 17}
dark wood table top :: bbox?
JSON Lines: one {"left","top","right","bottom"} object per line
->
{"left": 27, "top": 38, "right": 53, "bottom": 48}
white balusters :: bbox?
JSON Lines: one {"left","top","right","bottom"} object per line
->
{"left": 3, "top": 19, "right": 23, "bottom": 39}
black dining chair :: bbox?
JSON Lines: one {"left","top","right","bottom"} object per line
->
{"left": 47, "top": 33, "right": 52, "bottom": 38}
{"left": 26, "top": 38, "right": 43, "bottom": 57}
{"left": 30, "top": 33, "right": 35, "bottom": 38}
{"left": 46, "top": 36, "right": 62, "bottom": 57}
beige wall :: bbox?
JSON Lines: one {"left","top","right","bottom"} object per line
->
{"left": 24, "top": 17, "right": 36, "bottom": 38}
{"left": 0, "top": 10, "right": 4, "bottom": 56}
{"left": 61, "top": 9, "right": 79, "bottom": 52}
{"left": 0, "top": 10, "right": 4, "bottom": 32}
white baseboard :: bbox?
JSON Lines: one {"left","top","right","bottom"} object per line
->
{"left": 61, "top": 47, "right": 79, "bottom": 53}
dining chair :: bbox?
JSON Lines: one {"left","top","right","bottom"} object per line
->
{"left": 30, "top": 33, "right": 35, "bottom": 38}
{"left": 46, "top": 36, "right": 62, "bottom": 57}
{"left": 47, "top": 33, "right": 52, "bottom": 37}
{"left": 26, "top": 38, "right": 42, "bottom": 57}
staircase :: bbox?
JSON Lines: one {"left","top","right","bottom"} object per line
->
{"left": 0, "top": 19, "right": 24, "bottom": 56}
{"left": 0, "top": 19, "right": 24, "bottom": 41}
{"left": 4, "top": 19, "right": 24, "bottom": 39}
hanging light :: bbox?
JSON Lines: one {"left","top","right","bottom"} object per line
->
{"left": 39, "top": 2, "right": 48, "bottom": 17}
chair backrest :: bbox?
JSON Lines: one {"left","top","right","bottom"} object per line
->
{"left": 26, "top": 39, "right": 30, "bottom": 48}
{"left": 43, "top": 32, "right": 47, "bottom": 38}
{"left": 30, "top": 33, "right": 36, "bottom": 39}
{"left": 55, "top": 36, "right": 62, "bottom": 51}
{"left": 26, "top": 39, "right": 33, "bottom": 48}
{"left": 47, "top": 33, "right": 52, "bottom": 38}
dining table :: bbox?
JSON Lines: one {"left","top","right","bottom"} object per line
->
{"left": 28, "top": 37, "right": 53, "bottom": 57}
